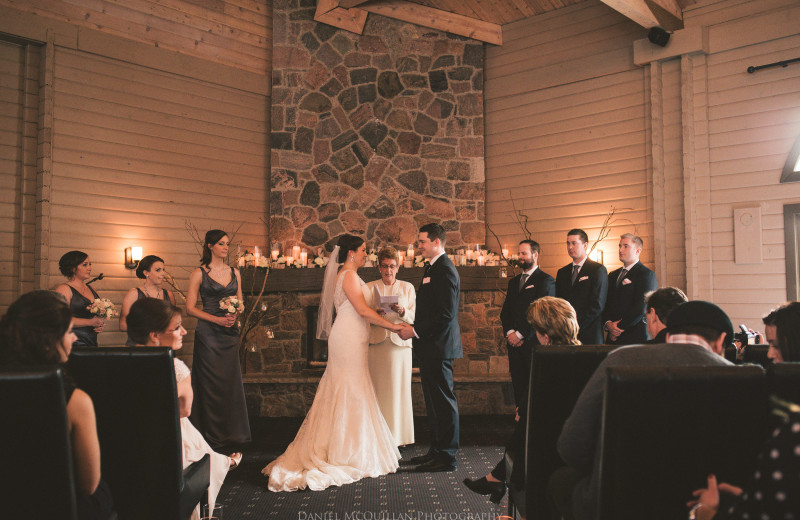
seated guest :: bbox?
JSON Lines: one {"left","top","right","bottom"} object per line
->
{"left": 687, "top": 399, "right": 800, "bottom": 519}
{"left": 126, "top": 298, "right": 240, "bottom": 520}
{"left": 55, "top": 251, "right": 105, "bottom": 347}
{"left": 644, "top": 287, "right": 688, "bottom": 344}
{"left": 464, "top": 297, "right": 580, "bottom": 504}
{"left": 549, "top": 300, "right": 734, "bottom": 520}
{"left": 119, "top": 255, "right": 176, "bottom": 346}
{"left": 762, "top": 302, "right": 800, "bottom": 362}
{"left": 0, "top": 290, "right": 114, "bottom": 520}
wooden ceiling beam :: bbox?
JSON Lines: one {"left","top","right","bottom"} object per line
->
{"left": 601, "top": 0, "right": 683, "bottom": 31}
{"left": 314, "top": 0, "right": 368, "bottom": 35}
{"left": 338, "top": 0, "right": 371, "bottom": 8}
{"left": 358, "top": 1, "right": 503, "bottom": 45}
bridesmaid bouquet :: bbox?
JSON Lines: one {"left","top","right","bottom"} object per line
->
{"left": 87, "top": 298, "right": 118, "bottom": 319}
{"left": 219, "top": 296, "right": 245, "bottom": 315}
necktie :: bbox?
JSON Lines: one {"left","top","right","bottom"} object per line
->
{"left": 616, "top": 268, "right": 628, "bottom": 287}
{"left": 423, "top": 261, "right": 431, "bottom": 276}
{"left": 571, "top": 264, "right": 580, "bottom": 285}
{"left": 519, "top": 273, "right": 529, "bottom": 292}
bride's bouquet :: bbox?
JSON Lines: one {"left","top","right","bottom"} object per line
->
{"left": 219, "top": 296, "right": 245, "bottom": 315}
{"left": 87, "top": 298, "right": 118, "bottom": 319}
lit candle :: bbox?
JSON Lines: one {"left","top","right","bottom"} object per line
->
{"left": 292, "top": 245, "right": 301, "bottom": 260}
{"left": 466, "top": 250, "right": 474, "bottom": 261}
{"left": 407, "top": 244, "right": 414, "bottom": 260}
{"left": 397, "top": 251, "right": 405, "bottom": 265}
{"left": 300, "top": 249, "right": 307, "bottom": 267}
{"left": 502, "top": 246, "right": 509, "bottom": 258}
{"left": 477, "top": 254, "right": 485, "bottom": 266}
{"left": 254, "top": 246, "right": 260, "bottom": 267}
{"left": 271, "top": 246, "right": 279, "bottom": 261}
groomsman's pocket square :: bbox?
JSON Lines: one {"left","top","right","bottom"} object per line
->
{"left": 578, "top": 276, "right": 589, "bottom": 282}
{"left": 524, "top": 285, "right": 535, "bottom": 290}
{"left": 422, "top": 277, "right": 431, "bottom": 284}
{"left": 622, "top": 278, "right": 632, "bottom": 285}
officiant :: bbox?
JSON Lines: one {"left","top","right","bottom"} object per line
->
{"left": 367, "top": 246, "right": 416, "bottom": 447}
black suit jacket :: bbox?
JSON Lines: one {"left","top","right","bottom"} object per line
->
{"left": 500, "top": 267, "right": 556, "bottom": 344}
{"left": 555, "top": 259, "right": 608, "bottom": 345}
{"left": 412, "top": 254, "right": 462, "bottom": 359}
{"left": 603, "top": 261, "right": 658, "bottom": 345}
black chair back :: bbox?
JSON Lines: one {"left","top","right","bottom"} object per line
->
{"left": 0, "top": 367, "right": 77, "bottom": 520}
{"left": 768, "top": 362, "right": 800, "bottom": 404}
{"left": 597, "top": 365, "right": 768, "bottom": 519}
{"left": 68, "top": 347, "right": 207, "bottom": 520}
{"left": 742, "top": 344, "right": 771, "bottom": 367}
{"left": 522, "top": 344, "right": 617, "bottom": 518}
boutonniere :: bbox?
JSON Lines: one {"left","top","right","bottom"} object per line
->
{"left": 578, "top": 276, "right": 589, "bottom": 282}
{"left": 622, "top": 278, "right": 632, "bottom": 285}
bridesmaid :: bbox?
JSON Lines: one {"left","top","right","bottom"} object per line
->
{"left": 365, "top": 246, "right": 416, "bottom": 447}
{"left": 186, "top": 229, "right": 251, "bottom": 448}
{"left": 119, "top": 255, "right": 176, "bottom": 346}
{"left": 55, "top": 251, "right": 105, "bottom": 347}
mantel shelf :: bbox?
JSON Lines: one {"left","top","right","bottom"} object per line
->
{"left": 239, "top": 266, "right": 516, "bottom": 294}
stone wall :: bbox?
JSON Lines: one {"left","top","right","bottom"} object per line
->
{"left": 270, "top": 0, "right": 486, "bottom": 250}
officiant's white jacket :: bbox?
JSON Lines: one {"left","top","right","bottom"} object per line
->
{"left": 366, "top": 279, "right": 416, "bottom": 348}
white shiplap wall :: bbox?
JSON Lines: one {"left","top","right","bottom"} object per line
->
{"left": 485, "top": 0, "right": 653, "bottom": 277}
{"left": 0, "top": 40, "right": 38, "bottom": 310}
{"left": 49, "top": 47, "right": 268, "bottom": 348}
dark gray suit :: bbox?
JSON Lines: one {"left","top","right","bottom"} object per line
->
{"left": 412, "top": 253, "right": 462, "bottom": 462}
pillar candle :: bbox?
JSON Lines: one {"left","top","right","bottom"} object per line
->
{"left": 292, "top": 245, "right": 301, "bottom": 260}
{"left": 300, "top": 249, "right": 307, "bottom": 267}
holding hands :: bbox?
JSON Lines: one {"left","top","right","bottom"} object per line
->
{"left": 606, "top": 320, "right": 623, "bottom": 341}
{"left": 687, "top": 474, "right": 743, "bottom": 520}
{"left": 505, "top": 332, "right": 523, "bottom": 348}
{"left": 397, "top": 323, "right": 415, "bottom": 340}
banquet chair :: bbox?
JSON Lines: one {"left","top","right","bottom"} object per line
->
{"left": 741, "top": 344, "right": 771, "bottom": 367}
{"left": 597, "top": 365, "right": 768, "bottom": 520}
{"left": 0, "top": 367, "right": 77, "bottom": 520}
{"left": 512, "top": 344, "right": 617, "bottom": 519}
{"left": 68, "top": 347, "right": 209, "bottom": 520}
{"left": 767, "top": 362, "right": 800, "bottom": 404}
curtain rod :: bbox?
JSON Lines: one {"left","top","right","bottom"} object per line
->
{"left": 747, "top": 57, "right": 800, "bottom": 74}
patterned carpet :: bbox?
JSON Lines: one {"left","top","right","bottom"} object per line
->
{"left": 215, "top": 416, "right": 515, "bottom": 519}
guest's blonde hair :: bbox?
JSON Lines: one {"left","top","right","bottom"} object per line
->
{"left": 377, "top": 246, "right": 399, "bottom": 265}
{"left": 527, "top": 296, "right": 581, "bottom": 345}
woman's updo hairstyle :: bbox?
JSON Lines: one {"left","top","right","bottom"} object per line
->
{"left": 336, "top": 234, "right": 365, "bottom": 263}
{"left": 126, "top": 298, "right": 180, "bottom": 345}
{"left": 201, "top": 229, "right": 228, "bottom": 267}
{"left": 0, "top": 290, "right": 72, "bottom": 365}
{"left": 58, "top": 250, "right": 88, "bottom": 278}
{"left": 135, "top": 255, "right": 165, "bottom": 279}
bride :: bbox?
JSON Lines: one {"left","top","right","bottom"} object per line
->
{"left": 263, "top": 234, "right": 405, "bottom": 492}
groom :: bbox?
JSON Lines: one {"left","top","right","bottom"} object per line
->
{"left": 398, "top": 223, "right": 462, "bottom": 472}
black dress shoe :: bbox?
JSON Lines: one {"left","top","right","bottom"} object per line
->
{"left": 463, "top": 477, "right": 506, "bottom": 504}
{"left": 414, "top": 458, "right": 456, "bottom": 473}
{"left": 400, "top": 452, "right": 436, "bottom": 465}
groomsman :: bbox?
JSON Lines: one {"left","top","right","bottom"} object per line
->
{"left": 555, "top": 229, "right": 608, "bottom": 345}
{"left": 500, "top": 239, "right": 555, "bottom": 410}
{"left": 398, "top": 223, "right": 461, "bottom": 472}
{"left": 603, "top": 233, "right": 658, "bottom": 344}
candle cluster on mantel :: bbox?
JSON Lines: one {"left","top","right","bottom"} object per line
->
{"left": 237, "top": 243, "right": 519, "bottom": 270}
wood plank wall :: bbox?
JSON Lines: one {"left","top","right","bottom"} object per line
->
{"left": 686, "top": 0, "right": 800, "bottom": 324}
{"left": 47, "top": 46, "right": 268, "bottom": 347}
{"left": 0, "top": 41, "right": 39, "bottom": 311}
{"left": 484, "top": 0, "right": 652, "bottom": 278}
{"left": 0, "top": 0, "right": 271, "bottom": 77}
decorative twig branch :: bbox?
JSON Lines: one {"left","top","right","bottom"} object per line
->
{"left": 162, "top": 271, "right": 187, "bottom": 302}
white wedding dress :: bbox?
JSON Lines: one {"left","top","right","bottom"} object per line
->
{"left": 262, "top": 269, "right": 400, "bottom": 491}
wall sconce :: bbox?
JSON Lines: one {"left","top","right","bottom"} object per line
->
{"left": 124, "top": 246, "right": 143, "bottom": 269}
{"left": 589, "top": 248, "right": 604, "bottom": 265}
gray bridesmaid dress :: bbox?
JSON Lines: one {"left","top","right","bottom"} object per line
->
{"left": 189, "top": 267, "right": 251, "bottom": 447}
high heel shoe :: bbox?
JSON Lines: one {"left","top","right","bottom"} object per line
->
{"left": 463, "top": 476, "right": 506, "bottom": 504}
{"left": 228, "top": 452, "right": 242, "bottom": 470}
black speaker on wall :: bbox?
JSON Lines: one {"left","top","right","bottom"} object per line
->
{"left": 648, "top": 27, "right": 671, "bottom": 47}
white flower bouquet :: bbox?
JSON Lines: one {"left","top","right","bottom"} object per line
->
{"left": 87, "top": 298, "right": 118, "bottom": 319}
{"left": 219, "top": 296, "right": 245, "bottom": 315}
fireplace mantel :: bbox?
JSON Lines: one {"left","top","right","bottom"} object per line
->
{"left": 240, "top": 266, "right": 515, "bottom": 294}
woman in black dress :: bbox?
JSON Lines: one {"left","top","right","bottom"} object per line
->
{"left": 55, "top": 251, "right": 105, "bottom": 347}
{"left": 186, "top": 229, "right": 251, "bottom": 448}
{"left": 119, "top": 255, "right": 176, "bottom": 346}
{"left": 0, "top": 290, "right": 115, "bottom": 519}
